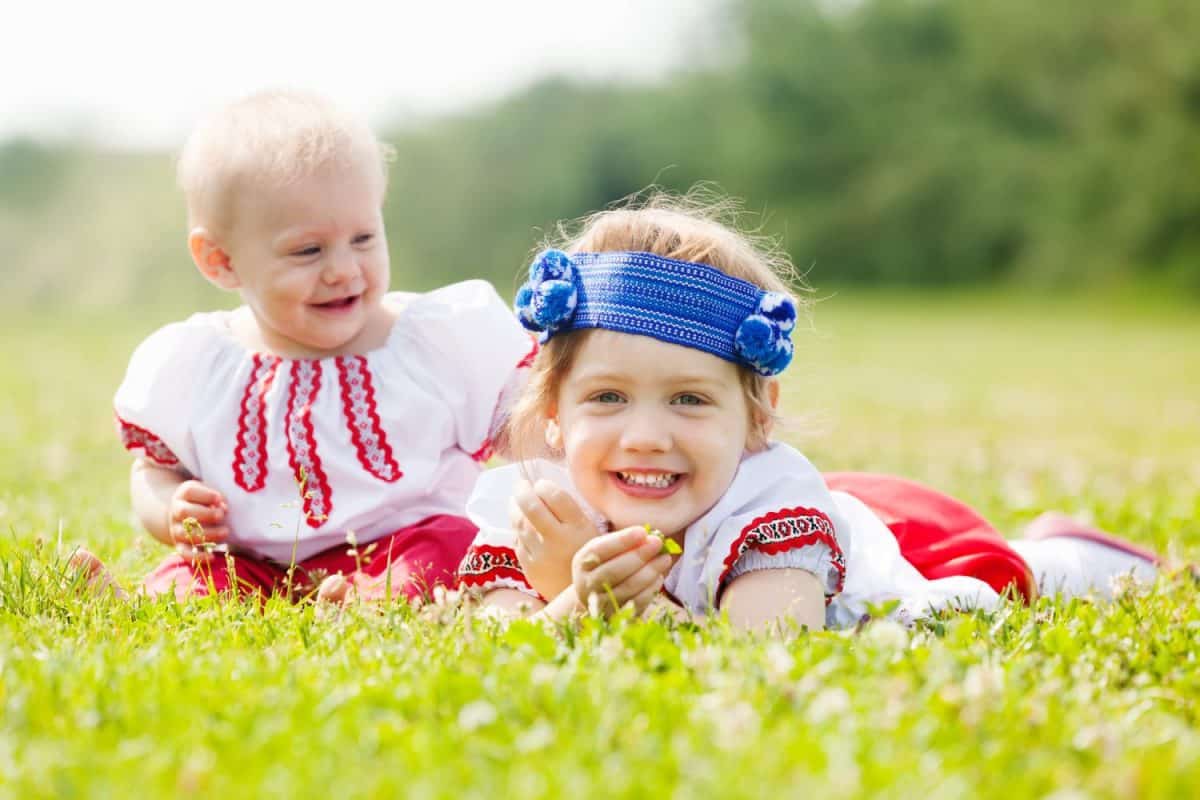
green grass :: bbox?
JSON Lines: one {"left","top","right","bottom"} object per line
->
{"left": 1, "top": 293, "right": 1198, "bottom": 799}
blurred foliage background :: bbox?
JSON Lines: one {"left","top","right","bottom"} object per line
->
{"left": 3, "top": 0, "right": 1200, "bottom": 312}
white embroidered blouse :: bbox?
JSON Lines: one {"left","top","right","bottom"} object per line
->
{"left": 459, "top": 443, "right": 1002, "bottom": 627}
{"left": 114, "top": 280, "right": 536, "bottom": 563}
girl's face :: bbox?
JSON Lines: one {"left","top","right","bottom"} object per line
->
{"left": 549, "top": 330, "right": 757, "bottom": 539}
{"left": 222, "top": 158, "right": 391, "bottom": 357}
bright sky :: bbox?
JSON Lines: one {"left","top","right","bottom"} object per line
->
{"left": 3, "top": 0, "right": 717, "bottom": 149}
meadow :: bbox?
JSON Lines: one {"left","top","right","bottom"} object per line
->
{"left": 1, "top": 292, "right": 1197, "bottom": 798}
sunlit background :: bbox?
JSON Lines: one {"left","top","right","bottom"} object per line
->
{"left": 5, "top": 0, "right": 1198, "bottom": 312}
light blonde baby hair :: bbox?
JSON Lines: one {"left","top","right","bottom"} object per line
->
{"left": 508, "top": 187, "right": 809, "bottom": 459}
{"left": 176, "top": 89, "right": 393, "bottom": 236}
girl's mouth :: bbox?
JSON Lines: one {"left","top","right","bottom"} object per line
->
{"left": 611, "top": 470, "right": 684, "bottom": 498}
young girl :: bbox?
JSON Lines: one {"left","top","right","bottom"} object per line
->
{"left": 457, "top": 196, "right": 1168, "bottom": 630}
{"left": 76, "top": 90, "right": 535, "bottom": 603}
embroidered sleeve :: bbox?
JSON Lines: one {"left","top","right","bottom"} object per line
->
{"left": 717, "top": 506, "right": 847, "bottom": 605}
{"left": 112, "top": 320, "right": 209, "bottom": 474}
{"left": 115, "top": 414, "right": 182, "bottom": 468}
{"left": 407, "top": 281, "right": 537, "bottom": 461}
{"left": 457, "top": 543, "right": 541, "bottom": 599}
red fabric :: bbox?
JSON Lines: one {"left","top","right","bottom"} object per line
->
{"left": 824, "top": 472, "right": 1037, "bottom": 602}
{"left": 141, "top": 514, "right": 478, "bottom": 603}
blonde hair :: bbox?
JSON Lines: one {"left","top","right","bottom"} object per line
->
{"left": 508, "top": 188, "right": 809, "bottom": 459}
{"left": 176, "top": 89, "right": 393, "bottom": 236}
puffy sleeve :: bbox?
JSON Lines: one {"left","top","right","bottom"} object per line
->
{"left": 112, "top": 319, "right": 209, "bottom": 475}
{"left": 697, "top": 445, "right": 850, "bottom": 607}
{"left": 404, "top": 280, "right": 538, "bottom": 461}
{"left": 457, "top": 463, "right": 540, "bottom": 599}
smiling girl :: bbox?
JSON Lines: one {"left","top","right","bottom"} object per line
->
{"left": 457, "top": 194, "right": 1168, "bottom": 630}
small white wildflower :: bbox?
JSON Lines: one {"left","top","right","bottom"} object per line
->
{"left": 963, "top": 663, "right": 1005, "bottom": 701}
{"left": 713, "top": 701, "right": 761, "bottom": 751}
{"left": 862, "top": 619, "right": 911, "bottom": 649}
{"left": 345, "top": 529, "right": 358, "bottom": 548}
{"left": 515, "top": 720, "right": 556, "bottom": 753}
{"left": 764, "top": 642, "right": 794, "bottom": 682}
{"left": 457, "top": 700, "right": 497, "bottom": 731}
{"left": 529, "top": 664, "right": 558, "bottom": 686}
{"left": 807, "top": 687, "right": 852, "bottom": 724}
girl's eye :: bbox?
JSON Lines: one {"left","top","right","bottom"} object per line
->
{"left": 353, "top": 233, "right": 375, "bottom": 246}
{"left": 292, "top": 246, "right": 320, "bottom": 258}
{"left": 671, "top": 393, "right": 707, "bottom": 407}
{"left": 590, "top": 391, "right": 624, "bottom": 404}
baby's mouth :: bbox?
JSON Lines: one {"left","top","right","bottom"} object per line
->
{"left": 312, "top": 294, "right": 361, "bottom": 311}
{"left": 615, "top": 471, "right": 681, "bottom": 490}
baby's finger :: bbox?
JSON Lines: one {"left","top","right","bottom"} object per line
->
{"left": 170, "top": 522, "right": 230, "bottom": 545}
{"left": 179, "top": 481, "right": 224, "bottom": 507}
{"left": 532, "top": 480, "right": 589, "bottom": 528}
{"left": 175, "top": 544, "right": 215, "bottom": 565}
{"left": 172, "top": 501, "right": 225, "bottom": 525}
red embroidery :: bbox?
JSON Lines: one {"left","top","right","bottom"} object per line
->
{"left": 116, "top": 414, "right": 180, "bottom": 467}
{"left": 285, "top": 360, "right": 332, "bottom": 527}
{"left": 336, "top": 355, "right": 402, "bottom": 482}
{"left": 457, "top": 544, "right": 538, "bottom": 596}
{"left": 232, "top": 354, "right": 280, "bottom": 492}
{"left": 516, "top": 335, "right": 539, "bottom": 369}
{"left": 468, "top": 440, "right": 494, "bottom": 463}
{"left": 717, "top": 506, "right": 847, "bottom": 605}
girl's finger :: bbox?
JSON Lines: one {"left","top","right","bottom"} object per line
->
{"left": 532, "top": 480, "right": 588, "bottom": 528}
{"left": 583, "top": 540, "right": 662, "bottom": 589}
{"left": 627, "top": 573, "right": 667, "bottom": 612}
{"left": 514, "top": 482, "right": 562, "bottom": 532}
{"left": 172, "top": 502, "right": 224, "bottom": 525}
{"left": 514, "top": 524, "right": 542, "bottom": 559}
{"left": 579, "top": 527, "right": 654, "bottom": 564}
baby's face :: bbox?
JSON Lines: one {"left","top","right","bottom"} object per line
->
{"left": 223, "top": 158, "right": 391, "bottom": 357}
{"left": 550, "top": 331, "right": 754, "bottom": 540}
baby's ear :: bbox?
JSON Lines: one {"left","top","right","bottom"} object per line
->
{"left": 188, "top": 228, "right": 239, "bottom": 289}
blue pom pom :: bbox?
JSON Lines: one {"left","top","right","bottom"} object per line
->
{"left": 530, "top": 249, "right": 575, "bottom": 283}
{"left": 514, "top": 283, "right": 540, "bottom": 331}
{"left": 758, "top": 337, "right": 794, "bottom": 375}
{"left": 532, "top": 280, "right": 577, "bottom": 329}
{"left": 757, "top": 292, "right": 797, "bottom": 332}
{"left": 734, "top": 315, "right": 777, "bottom": 362}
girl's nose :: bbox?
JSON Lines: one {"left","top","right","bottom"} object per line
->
{"left": 619, "top": 407, "right": 671, "bottom": 453}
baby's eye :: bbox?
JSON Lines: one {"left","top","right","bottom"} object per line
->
{"left": 589, "top": 391, "right": 625, "bottom": 404}
{"left": 671, "top": 393, "right": 707, "bottom": 406}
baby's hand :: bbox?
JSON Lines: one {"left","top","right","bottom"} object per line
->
{"left": 572, "top": 526, "right": 671, "bottom": 617}
{"left": 168, "top": 480, "right": 230, "bottom": 563}
{"left": 511, "top": 478, "right": 597, "bottom": 599}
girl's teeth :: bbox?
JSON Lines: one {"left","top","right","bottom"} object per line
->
{"left": 618, "top": 472, "right": 677, "bottom": 489}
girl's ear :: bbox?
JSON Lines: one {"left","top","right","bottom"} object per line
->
{"left": 189, "top": 228, "right": 240, "bottom": 290}
{"left": 544, "top": 416, "right": 564, "bottom": 452}
{"left": 747, "top": 378, "right": 781, "bottom": 451}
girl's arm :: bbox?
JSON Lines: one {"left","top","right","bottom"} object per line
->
{"left": 476, "top": 587, "right": 583, "bottom": 621}
{"left": 130, "top": 458, "right": 228, "bottom": 554}
{"left": 719, "top": 569, "right": 826, "bottom": 632}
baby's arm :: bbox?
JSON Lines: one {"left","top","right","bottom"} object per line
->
{"left": 130, "top": 458, "right": 228, "bottom": 559}
{"left": 720, "top": 569, "right": 826, "bottom": 632}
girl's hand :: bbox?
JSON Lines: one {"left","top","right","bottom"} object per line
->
{"left": 572, "top": 526, "right": 672, "bottom": 617}
{"left": 511, "top": 478, "right": 597, "bottom": 599}
{"left": 168, "top": 480, "right": 230, "bottom": 563}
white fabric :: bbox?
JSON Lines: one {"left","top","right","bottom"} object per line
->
{"left": 114, "top": 280, "right": 534, "bottom": 563}
{"left": 1009, "top": 537, "right": 1159, "bottom": 600}
{"left": 463, "top": 443, "right": 1004, "bottom": 627}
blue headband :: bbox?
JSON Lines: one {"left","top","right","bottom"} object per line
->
{"left": 514, "top": 250, "right": 796, "bottom": 376}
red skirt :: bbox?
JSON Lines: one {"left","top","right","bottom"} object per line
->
{"left": 824, "top": 472, "right": 1037, "bottom": 602}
